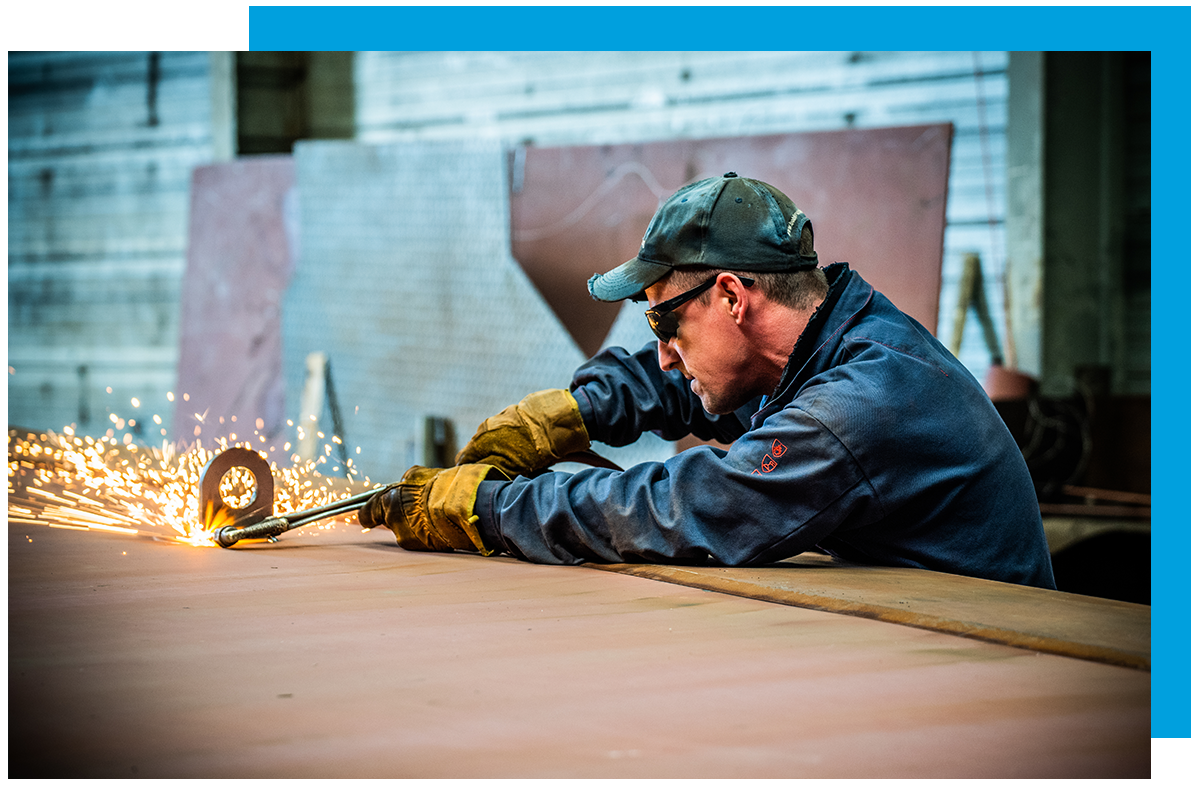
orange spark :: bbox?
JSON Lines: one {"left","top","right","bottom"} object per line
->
{"left": 8, "top": 403, "right": 371, "bottom": 549}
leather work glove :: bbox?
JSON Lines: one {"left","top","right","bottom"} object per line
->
{"left": 454, "top": 388, "right": 590, "bottom": 478}
{"left": 358, "top": 464, "right": 507, "bottom": 555}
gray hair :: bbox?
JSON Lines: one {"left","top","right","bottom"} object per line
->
{"left": 665, "top": 265, "right": 829, "bottom": 313}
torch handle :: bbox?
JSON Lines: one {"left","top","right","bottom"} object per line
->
{"left": 214, "top": 488, "right": 384, "bottom": 547}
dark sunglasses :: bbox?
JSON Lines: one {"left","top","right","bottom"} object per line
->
{"left": 644, "top": 275, "right": 755, "bottom": 342}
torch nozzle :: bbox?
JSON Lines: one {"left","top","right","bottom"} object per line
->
{"left": 213, "top": 516, "right": 292, "bottom": 548}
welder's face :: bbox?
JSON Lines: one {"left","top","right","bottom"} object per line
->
{"left": 644, "top": 275, "right": 754, "bottom": 415}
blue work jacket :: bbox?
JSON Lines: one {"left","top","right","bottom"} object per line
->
{"left": 475, "top": 263, "right": 1056, "bottom": 589}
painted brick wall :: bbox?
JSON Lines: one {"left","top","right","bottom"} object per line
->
{"left": 8, "top": 51, "right": 227, "bottom": 441}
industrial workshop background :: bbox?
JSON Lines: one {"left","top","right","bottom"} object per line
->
{"left": 8, "top": 51, "right": 1151, "bottom": 600}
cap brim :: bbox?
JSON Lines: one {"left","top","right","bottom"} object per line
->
{"left": 587, "top": 256, "right": 674, "bottom": 302}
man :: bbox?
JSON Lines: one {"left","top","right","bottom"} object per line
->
{"left": 359, "top": 172, "right": 1056, "bottom": 589}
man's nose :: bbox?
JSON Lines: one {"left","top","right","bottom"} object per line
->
{"left": 657, "top": 338, "right": 681, "bottom": 371}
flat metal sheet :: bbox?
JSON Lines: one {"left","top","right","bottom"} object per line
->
{"left": 10, "top": 516, "right": 1148, "bottom": 778}
{"left": 511, "top": 125, "right": 953, "bottom": 356}
{"left": 174, "top": 156, "right": 297, "bottom": 463}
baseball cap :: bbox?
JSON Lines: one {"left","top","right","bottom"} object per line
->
{"left": 587, "top": 172, "right": 818, "bottom": 302}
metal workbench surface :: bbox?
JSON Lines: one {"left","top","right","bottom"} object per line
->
{"left": 8, "top": 519, "right": 1149, "bottom": 778}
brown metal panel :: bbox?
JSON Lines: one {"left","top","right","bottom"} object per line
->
{"left": 9, "top": 513, "right": 1148, "bottom": 777}
{"left": 174, "top": 156, "right": 295, "bottom": 459}
{"left": 511, "top": 125, "right": 953, "bottom": 357}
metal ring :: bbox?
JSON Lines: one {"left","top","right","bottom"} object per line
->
{"left": 197, "top": 447, "right": 275, "bottom": 529}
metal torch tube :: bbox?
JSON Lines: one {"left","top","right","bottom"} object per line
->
{"left": 213, "top": 489, "right": 383, "bottom": 547}
{"left": 272, "top": 488, "right": 380, "bottom": 525}
{"left": 285, "top": 498, "right": 372, "bottom": 528}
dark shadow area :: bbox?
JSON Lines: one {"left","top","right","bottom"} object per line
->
{"left": 1051, "top": 531, "right": 1151, "bottom": 605}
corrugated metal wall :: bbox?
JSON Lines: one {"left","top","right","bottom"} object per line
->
{"left": 8, "top": 51, "right": 229, "bottom": 440}
{"left": 354, "top": 51, "right": 1012, "bottom": 381}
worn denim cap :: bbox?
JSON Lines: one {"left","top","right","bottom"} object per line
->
{"left": 587, "top": 172, "right": 818, "bottom": 302}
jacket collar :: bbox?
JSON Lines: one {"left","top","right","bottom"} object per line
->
{"left": 767, "top": 262, "right": 874, "bottom": 403}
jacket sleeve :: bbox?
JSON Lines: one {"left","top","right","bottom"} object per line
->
{"left": 473, "top": 402, "right": 884, "bottom": 566}
{"left": 569, "top": 341, "right": 752, "bottom": 447}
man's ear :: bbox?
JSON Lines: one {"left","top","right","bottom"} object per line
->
{"left": 716, "top": 272, "right": 750, "bottom": 324}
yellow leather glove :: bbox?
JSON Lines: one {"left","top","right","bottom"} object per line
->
{"left": 357, "top": 464, "right": 506, "bottom": 555}
{"left": 454, "top": 388, "right": 590, "bottom": 477}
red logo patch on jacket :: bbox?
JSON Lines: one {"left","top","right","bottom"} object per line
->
{"left": 751, "top": 439, "right": 788, "bottom": 475}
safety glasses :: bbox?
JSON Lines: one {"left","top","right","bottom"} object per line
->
{"left": 644, "top": 275, "right": 754, "bottom": 342}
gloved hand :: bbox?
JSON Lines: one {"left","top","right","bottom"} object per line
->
{"left": 454, "top": 388, "right": 590, "bottom": 478}
{"left": 358, "top": 464, "right": 506, "bottom": 555}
